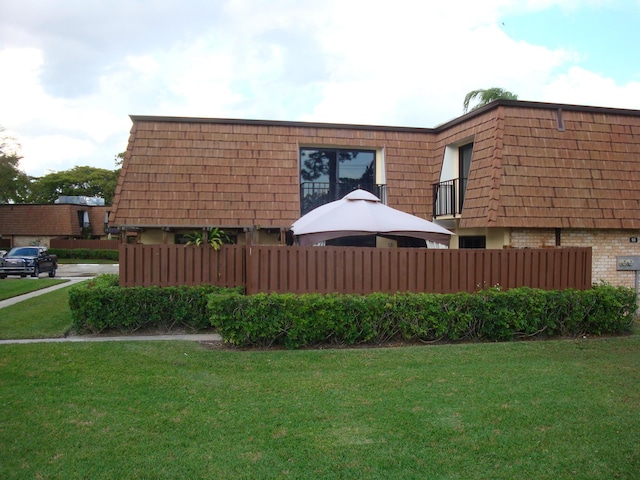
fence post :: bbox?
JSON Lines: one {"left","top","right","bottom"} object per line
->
{"left": 244, "top": 245, "right": 254, "bottom": 295}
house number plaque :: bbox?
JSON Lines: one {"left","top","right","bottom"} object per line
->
{"left": 617, "top": 256, "right": 640, "bottom": 306}
{"left": 616, "top": 256, "right": 640, "bottom": 271}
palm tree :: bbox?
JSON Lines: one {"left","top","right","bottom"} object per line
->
{"left": 463, "top": 88, "right": 518, "bottom": 113}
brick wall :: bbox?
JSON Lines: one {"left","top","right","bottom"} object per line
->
{"left": 511, "top": 228, "right": 640, "bottom": 287}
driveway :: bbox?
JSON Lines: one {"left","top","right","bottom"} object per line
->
{"left": 56, "top": 263, "right": 119, "bottom": 277}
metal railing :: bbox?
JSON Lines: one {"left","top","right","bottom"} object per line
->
{"left": 433, "top": 178, "right": 460, "bottom": 216}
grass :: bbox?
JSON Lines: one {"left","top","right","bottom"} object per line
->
{"left": 0, "top": 335, "right": 638, "bottom": 479}
{"left": 0, "top": 286, "right": 638, "bottom": 478}
{"left": 0, "top": 278, "right": 68, "bottom": 301}
{"left": 0, "top": 282, "right": 80, "bottom": 339}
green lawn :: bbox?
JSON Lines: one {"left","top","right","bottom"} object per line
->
{"left": 0, "top": 282, "right": 80, "bottom": 339}
{"left": 0, "top": 278, "right": 68, "bottom": 301}
{"left": 1, "top": 286, "right": 638, "bottom": 478}
{"left": 1, "top": 335, "right": 638, "bottom": 479}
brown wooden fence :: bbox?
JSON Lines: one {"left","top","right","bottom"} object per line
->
{"left": 120, "top": 244, "right": 245, "bottom": 288}
{"left": 50, "top": 239, "right": 120, "bottom": 250}
{"left": 119, "top": 244, "right": 592, "bottom": 293}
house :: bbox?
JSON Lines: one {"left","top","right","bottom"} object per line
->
{"left": 109, "top": 100, "right": 640, "bottom": 287}
{"left": 0, "top": 199, "right": 111, "bottom": 248}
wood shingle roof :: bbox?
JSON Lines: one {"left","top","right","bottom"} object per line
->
{"left": 459, "top": 103, "right": 640, "bottom": 229}
{"left": 0, "top": 204, "right": 108, "bottom": 237}
{"left": 110, "top": 118, "right": 439, "bottom": 228}
{"left": 110, "top": 101, "right": 640, "bottom": 231}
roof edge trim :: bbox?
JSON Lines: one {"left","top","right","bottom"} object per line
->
{"left": 128, "top": 115, "right": 436, "bottom": 134}
{"left": 435, "top": 100, "right": 640, "bottom": 130}
{"left": 130, "top": 100, "right": 640, "bottom": 133}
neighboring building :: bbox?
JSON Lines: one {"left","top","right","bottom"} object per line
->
{"left": 109, "top": 100, "right": 640, "bottom": 287}
{"left": 0, "top": 199, "right": 110, "bottom": 248}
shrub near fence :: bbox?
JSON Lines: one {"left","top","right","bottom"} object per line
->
{"left": 49, "top": 248, "right": 119, "bottom": 261}
{"left": 209, "top": 284, "right": 637, "bottom": 349}
{"left": 68, "top": 274, "right": 243, "bottom": 333}
{"left": 67, "top": 276, "right": 635, "bottom": 345}
{"left": 50, "top": 239, "right": 120, "bottom": 250}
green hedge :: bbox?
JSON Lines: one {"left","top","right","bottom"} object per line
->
{"left": 69, "top": 275, "right": 242, "bottom": 333}
{"left": 49, "top": 248, "right": 119, "bottom": 261}
{"left": 209, "top": 285, "right": 637, "bottom": 349}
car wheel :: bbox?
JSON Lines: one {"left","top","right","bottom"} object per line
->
{"left": 0, "top": 274, "right": 6, "bottom": 279}
{"left": 48, "top": 268, "right": 56, "bottom": 278}
{"left": 20, "top": 274, "right": 26, "bottom": 278}
{"left": 32, "top": 266, "right": 40, "bottom": 278}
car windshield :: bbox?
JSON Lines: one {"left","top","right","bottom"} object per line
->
{"left": 8, "top": 247, "right": 39, "bottom": 256}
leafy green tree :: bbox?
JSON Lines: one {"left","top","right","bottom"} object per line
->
{"left": 27, "top": 166, "right": 120, "bottom": 204}
{"left": 115, "top": 151, "right": 126, "bottom": 167}
{"left": 463, "top": 87, "right": 518, "bottom": 113}
{"left": 0, "top": 128, "right": 30, "bottom": 203}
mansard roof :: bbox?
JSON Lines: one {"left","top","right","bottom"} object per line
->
{"left": 110, "top": 101, "right": 640, "bottom": 230}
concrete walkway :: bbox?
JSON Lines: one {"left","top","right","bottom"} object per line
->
{"left": 0, "top": 263, "right": 222, "bottom": 344}
{"left": 0, "top": 277, "right": 88, "bottom": 308}
{"left": 0, "top": 333, "right": 222, "bottom": 345}
{"left": 0, "top": 262, "right": 118, "bottom": 309}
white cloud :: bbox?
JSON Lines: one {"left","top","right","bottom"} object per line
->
{"left": 19, "top": 134, "right": 96, "bottom": 175}
{"left": 0, "top": 48, "right": 47, "bottom": 124}
{"left": 125, "top": 54, "right": 159, "bottom": 75}
{"left": 542, "top": 66, "right": 640, "bottom": 109}
{"left": 1, "top": 0, "right": 639, "bottom": 179}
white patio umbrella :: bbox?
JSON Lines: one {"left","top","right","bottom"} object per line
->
{"left": 292, "top": 189, "right": 454, "bottom": 247}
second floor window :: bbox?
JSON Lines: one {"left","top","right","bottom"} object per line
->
{"left": 433, "top": 141, "right": 474, "bottom": 217}
{"left": 300, "top": 148, "right": 376, "bottom": 215}
{"left": 459, "top": 143, "right": 473, "bottom": 209}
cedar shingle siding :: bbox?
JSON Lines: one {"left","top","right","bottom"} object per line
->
{"left": 111, "top": 118, "right": 439, "bottom": 227}
{"left": 0, "top": 204, "right": 109, "bottom": 246}
{"left": 487, "top": 106, "right": 640, "bottom": 229}
{"left": 110, "top": 100, "right": 640, "bottom": 232}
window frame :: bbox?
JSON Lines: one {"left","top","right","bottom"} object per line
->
{"left": 299, "top": 147, "right": 378, "bottom": 215}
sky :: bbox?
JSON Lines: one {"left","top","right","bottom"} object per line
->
{"left": 1, "top": 0, "right": 639, "bottom": 177}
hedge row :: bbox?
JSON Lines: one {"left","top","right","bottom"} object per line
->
{"left": 209, "top": 285, "right": 637, "bottom": 349}
{"left": 49, "top": 248, "right": 119, "bottom": 261}
{"left": 69, "top": 274, "right": 242, "bottom": 333}
{"left": 68, "top": 278, "right": 636, "bottom": 346}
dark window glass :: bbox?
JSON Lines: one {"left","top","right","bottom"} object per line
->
{"left": 175, "top": 234, "right": 190, "bottom": 245}
{"left": 300, "top": 148, "right": 375, "bottom": 215}
{"left": 459, "top": 236, "right": 486, "bottom": 249}
{"left": 459, "top": 143, "right": 473, "bottom": 208}
{"left": 326, "top": 235, "right": 376, "bottom": 247}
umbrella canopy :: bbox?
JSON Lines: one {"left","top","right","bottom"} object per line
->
{"left": 292, "top": 189, "right": 454, "bottom": 247}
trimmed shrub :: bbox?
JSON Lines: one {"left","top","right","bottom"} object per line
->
{"left": 69, "top": 276, "right": 242, "bottom": 333}
{"left": 209, "top": 284, "right": 637, "bottom": 349}
{"left": 50, "top": 248, "right": 119, "bottom": 261}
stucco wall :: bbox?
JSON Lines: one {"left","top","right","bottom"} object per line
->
{"left": 511, "top": 228, "right": 640, "bottom": 288}
{"left": 5, "top": 236, "right": 55, "bottom": 248}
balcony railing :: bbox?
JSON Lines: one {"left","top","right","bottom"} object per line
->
{"left": 301, "top": 183, "right": 387, "bottom": 215}
{"left": 433, "top": 178, "right": 460, "bottom": 217}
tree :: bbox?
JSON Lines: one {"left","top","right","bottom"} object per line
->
{"left": 115, "top": 151, "right": 126, "bottom": 167}
{"left": 0, "top": 128, "right": 30, "bottom": 203}
{"left": 27, "top": 166, "right": 120, "bottom": 204}
{"left": 463, "top": 87, "right": 518, "bottom": 113}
